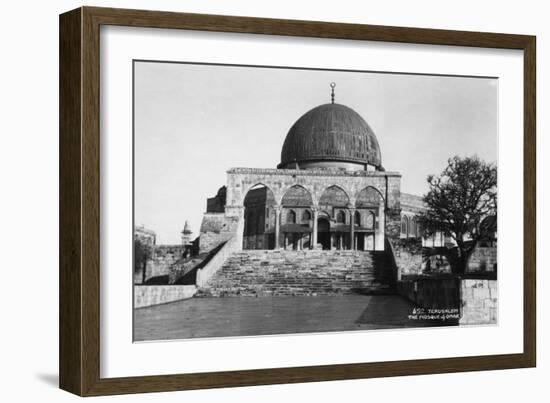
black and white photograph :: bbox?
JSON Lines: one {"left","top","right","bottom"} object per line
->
{"left": 1, "top": 0, "right": 545, "bottom": 400}
{"left": 132, "top": 60, "right": 498, "bottom": 342}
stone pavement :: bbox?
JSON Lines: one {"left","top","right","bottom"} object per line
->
{"left": 134, "top": 294, "right": 457, "bottom": 342}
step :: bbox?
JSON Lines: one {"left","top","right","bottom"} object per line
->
{"left": 198, "top": 249, "right": 396, "bottom": 297}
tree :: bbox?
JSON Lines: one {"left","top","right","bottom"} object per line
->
{"left": 134, "top": 238, "right": 151, "bottom": 284}
{"left": 417, "top": 156, "right": 497, "bottom": 274}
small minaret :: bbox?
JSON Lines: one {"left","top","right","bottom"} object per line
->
{"left": 181, "top": 220, "right": 192, "bottom": 246}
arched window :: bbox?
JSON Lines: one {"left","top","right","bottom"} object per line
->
{"left": 287, "top": 209, "right": 296, "bottom": 224}
{"left": 302, "top": 210, "right": 312, "bottom": 221}
{"left": 354, "top": 211, "right": 361, "bottom": 226}
{"left": 336, "top": 210, "right": 346, "bottom": 224}
{"left": 366, "top": 211, "right": 375, "bottom": 230}
{"left": 401, "top": 216, "right": 408, "bottom": 235}
{"left": 410, "top": 218, "right": 416, "bottom": 237}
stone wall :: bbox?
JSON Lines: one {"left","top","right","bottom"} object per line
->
{"left": 196, "top": 236, "right": 241, "bottom": 287}
{"left": 385, "top": 207, "right": 402, "bottom": 241}
{"left": 397, "top": 277, "right": 460, "bottom": 310}
{"left": 468, "top": 247, "right": 497, "bottom": 272}
{"left": 134, "top": 244, "right": 186, "bottom": 284}
{"left": 199, "top": 249, "right": 395, "bottom": 296}
{"left": 397, "top": 277, "right": 498, "bottom": 325}
{"left": 206, "top": 186, "right": 227, "bottom": 213}
{"left": 460, "top": 279, "right": 498, "bottom": 325}
{"left": 390, "top": 238, "right": 423, "bottom": 277}
{"left": 391, "top": 244, "right": 497, "bottom": 277}
{"left": 149, "top": 245, "right": 185, "bottom": 276}
{"left": 199, "top": 213, "right": 240, "bottom": 253}
{"left": 134, "top": 285, "right": 197, "bottom": 308}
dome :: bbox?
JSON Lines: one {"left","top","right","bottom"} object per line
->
{"left": 278, "top": 103, "right": 382, "bottom": 170}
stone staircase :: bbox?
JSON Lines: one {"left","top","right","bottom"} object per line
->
{"left": 197, "top": 249, "right": 396, "bottom": 297}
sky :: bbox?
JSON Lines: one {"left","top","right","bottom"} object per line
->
{"left": 134, "top": 61, "right": 497, "bottom": 244}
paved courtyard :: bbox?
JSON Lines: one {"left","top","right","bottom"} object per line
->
{"left": 134, "top": 294, "right": 457, "bottom": 341}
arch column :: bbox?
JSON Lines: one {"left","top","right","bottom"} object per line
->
{"left": 349, "top": 208, "right": 356, "bottom": 250}
{"left": 376, "top": 201, "right": 385, "bottom": 250}
{"left": 274, "top": 205, "right": 282, "bottom": 249}
{"left": 230, "top": 205, "right": 245, "bottom": 251}
{"left": 311, "top": 206, "right": 319, "bottom": 249}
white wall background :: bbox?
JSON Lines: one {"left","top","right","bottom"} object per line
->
{"left": 0, "top": 0, "right": 545, "bottom": 401}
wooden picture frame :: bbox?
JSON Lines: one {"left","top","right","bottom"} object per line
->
{"left": 59, "top": 6, "right": 536, "bottom": 396}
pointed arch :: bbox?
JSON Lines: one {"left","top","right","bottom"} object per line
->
{"left": 416, "top": 220, "right": 422, "bottom": 238}
{"left": 286, "top": 209, "right": 297, "bottom": 224}
{"left": 281, "top": 184, "right": 314, "bottom": 207}
{"left": 319, "top": 185, "right": 350, "bottom": 207}
{"left": 355, "top": 186, "right": 384, "bottom": 208}
{"left": 401, "top": 215, "right": 409, "bottom": 236}
{"left": 410, "top": 217, "right": 417, "bottom": 237}
{"left": 243, "top": 183, "right": 277, "bottom": 206}
{"left": 354, "top": 210, "right": 361, "bottom": 226}
{"left": 365, "top": 211, "right": 375, "bottom": 229}
{"left": 242, "top": 184, "right": 277, "bottom": 250}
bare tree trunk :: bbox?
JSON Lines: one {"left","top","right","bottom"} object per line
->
{"left": 452, "top": 239, "right": 469, "bottom": 275}
{"left": 455, "top": 241, "right": 476, "bottom": 275}
{"left": 458, "top": 253, "right": 468, "bottom": 275}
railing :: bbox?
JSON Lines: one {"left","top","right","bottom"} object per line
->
{"left": 134, "top": 285, "right": 197, "bottom": 308}
{"left": 196, "top": 236, "right": 240, "bottom": 287}
{"left": 385, "top": 238, "right": 401, "bottom": 281}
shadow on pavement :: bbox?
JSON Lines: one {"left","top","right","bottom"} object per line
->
{"left": 355, "top": 295, "right": 459, "bottom": 328}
